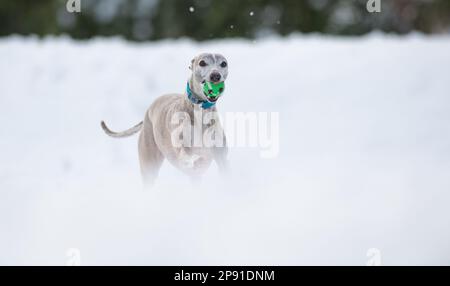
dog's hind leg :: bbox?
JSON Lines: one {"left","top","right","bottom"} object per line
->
{"left": 138, "top": 115, "right": 164, "bottom": 188}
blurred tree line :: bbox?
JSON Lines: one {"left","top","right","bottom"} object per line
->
{"left": 0, "top": 0, "right": 449, "bottom": 41}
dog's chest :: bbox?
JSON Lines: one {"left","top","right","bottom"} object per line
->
{"left": 188, "top": 106, "right": 222, "bottom": 141}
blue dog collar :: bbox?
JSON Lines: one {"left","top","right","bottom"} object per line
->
{"left": 186, "top": 82, "right": 216, "bottom": 109}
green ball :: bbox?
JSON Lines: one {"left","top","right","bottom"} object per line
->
{"left": 203, "top": 81, "right": 225, "bottom": 99}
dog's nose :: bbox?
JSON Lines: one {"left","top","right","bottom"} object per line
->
{"left": 209, "top": 73, "right": 221, "bottom": 83}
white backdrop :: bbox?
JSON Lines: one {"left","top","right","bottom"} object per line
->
{"left": 1, "top": 34, "right": 450, "bottom": 265}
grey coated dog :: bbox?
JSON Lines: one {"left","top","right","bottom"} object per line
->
{"left": 101, "top": 53, "right": 229, "bottom": 186}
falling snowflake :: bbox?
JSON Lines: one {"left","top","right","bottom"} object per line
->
{"left": 230, "top": 25, "right": 234, "bottom": 29}
{"left": 189, "top": 6, "right": 195, "bottom": 13}
{"left": 249, "top": 11, "right": 254, "bottom": 16}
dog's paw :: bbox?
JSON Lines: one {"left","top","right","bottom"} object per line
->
{"left": 181, "top": 154, "right": 202, "bottom": 169}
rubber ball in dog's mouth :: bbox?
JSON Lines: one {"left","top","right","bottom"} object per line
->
{"left": 203, "top": 81, "right": 225, "bottom": 102}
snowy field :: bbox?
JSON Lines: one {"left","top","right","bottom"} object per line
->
{"left": 1, "top": 34, "right": 450, "bottom": 265}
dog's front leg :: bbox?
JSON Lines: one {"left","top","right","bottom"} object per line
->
{"left": 214, "top": 147, "right": 228, "bottom": 172}
{"left": 213, "top": 134, "right": 229, "bottom": 173}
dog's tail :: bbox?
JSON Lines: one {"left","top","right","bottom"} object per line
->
{"left": 101, "top": 121, "right": 143, "bottom": 138}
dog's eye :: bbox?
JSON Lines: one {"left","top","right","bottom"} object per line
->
{"left": 220, "top": 61, "right": 227, "bottom": 68}
{"left": 199, "top": 60, "right": 207, "bottom": 67}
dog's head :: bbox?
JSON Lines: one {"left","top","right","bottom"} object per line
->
{"left": 189, "top": 53, "right": 228, "bottom": 102}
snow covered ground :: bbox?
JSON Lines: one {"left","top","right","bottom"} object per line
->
{"left": 1, "top": 34, "right": 450, "bottom": 265}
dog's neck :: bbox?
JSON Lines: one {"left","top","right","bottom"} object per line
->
{"left": 186, "top": 76, "right": 216, "bottom": 109}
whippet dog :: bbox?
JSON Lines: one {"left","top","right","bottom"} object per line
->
{"left": 101, "top": 53, "right": 229, "bottom": 186}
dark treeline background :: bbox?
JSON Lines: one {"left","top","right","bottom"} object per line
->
{"left": 1, "top": 0, "right": 449, "bottom": 41}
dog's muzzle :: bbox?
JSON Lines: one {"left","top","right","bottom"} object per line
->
{"left": 209, "top": 72, "right": 222, "bottom": 83}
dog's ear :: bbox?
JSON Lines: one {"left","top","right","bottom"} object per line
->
{"left": 189, "top": 57, "right": 196, "bottom": 70}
